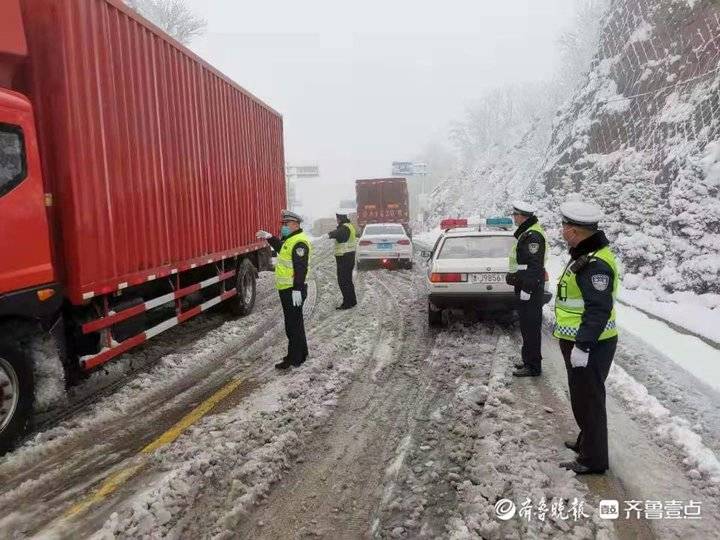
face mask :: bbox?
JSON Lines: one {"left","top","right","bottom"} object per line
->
{"left": 281, "top": 225, "right": 291, "bottom": 238}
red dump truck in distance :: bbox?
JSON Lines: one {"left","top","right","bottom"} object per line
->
{"left": 355, "top": 178, "right": 410, "bottom": 235}
{"left": 0, "top": 0, "right": 285, "bottom": 451}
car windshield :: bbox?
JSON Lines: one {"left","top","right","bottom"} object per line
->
{"left": 438, "top": 236, "right": 514, "bottom": 259}
{"left": 364, "top": 225, "right": 406, "bottom": 236}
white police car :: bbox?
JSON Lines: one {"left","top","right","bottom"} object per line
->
{"left": 424, "top": 218, "right": 550, "bottom": 326}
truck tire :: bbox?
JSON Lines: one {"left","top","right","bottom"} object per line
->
{"left": 428, "top": 302, "right": 443, "bottom": 327}
{"left": 0, "top": 340, "right": 34, "bottom": 454}
{"left": 228, "top": 259, "right": 257, "bottom": 316}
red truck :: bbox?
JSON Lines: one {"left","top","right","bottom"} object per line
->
{"left": 0, "top": 0, "right": 285, "bottom": 451}
{"left": 355, "top": 178, "right": 410, "bottom": 235}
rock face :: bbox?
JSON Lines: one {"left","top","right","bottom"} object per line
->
{"left": 427, "top": 0, "right": 720, "bottom": 294}
{"left": 543, "top": 0, "right": 720, "bottom": 293}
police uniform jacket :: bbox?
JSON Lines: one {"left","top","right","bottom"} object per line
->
{"left": 565, "top": 231, "right": 615, "bottom": 352}
{"left": 512, "top": 216, "right": 546, "bottom": 294}
{"left": 268, "top": 230, "right": 310, "bottom": 291}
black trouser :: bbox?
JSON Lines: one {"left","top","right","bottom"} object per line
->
{"left": 279, "top": 285, "right": 308, "bottom": 365}
{"left": 560, "top": 337, "right": 617, "bottom": 471}
{"left": 516, "top": 287, "right": 544, "bottom": 373}
{"left": 335, "top": 252, "right": 357, "bottom": 307}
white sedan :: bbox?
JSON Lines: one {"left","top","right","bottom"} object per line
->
{"left": 424, "top": 221, "right": 551, "bottom": 325}
{"left": 356, "top": 223, "right": 413, "bottom": 269}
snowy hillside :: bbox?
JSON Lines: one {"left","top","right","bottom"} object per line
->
{"left": 427, "top": 111, "right": 554, "bottom": 225}
{"left": 428, "top": 0, "right": 720, "bottom": 297}
{"left": 542, "top": 0, "right": 720, "bottom": 295}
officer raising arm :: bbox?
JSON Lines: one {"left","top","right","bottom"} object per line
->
{"left": 554, "top": 200, "right": 619, "bottom": 475}
{"left": 256, "top": 210, "right": 312, "bottom": 370}
{"left": 328, "top": 211, "right": 358, "bottom": 309}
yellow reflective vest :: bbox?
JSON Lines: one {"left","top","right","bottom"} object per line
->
{"left": 553, "top": 246, "right": 619, "bottom": 342}
{"left": 334, "top": 223, "right": 357, "bottom": 256}
{"left": 275, "top": 232, "right": 312, "bottom": 291}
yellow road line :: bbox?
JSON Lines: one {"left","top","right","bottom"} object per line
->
{"left": 63, "top": 378, "right": 244, "bottom": 519}
{"left": 142, "top": 378, "right": 243, "bottom": 453}
{"left": 65, "top": 464, "right": 143, "bottom": 518}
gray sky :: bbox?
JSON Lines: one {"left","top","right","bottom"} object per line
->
{"left": 187, "top": 0, "right": 577, "bottom": 222}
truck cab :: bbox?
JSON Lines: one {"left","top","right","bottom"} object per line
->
{"left": 0, "top": 91, "right": 56, "bottom": 305}
{"left": 0, "top": 0, "right": 56, "bottom": 310}
{"left": 0, "top": 0, "right": 61, "bottom": 453}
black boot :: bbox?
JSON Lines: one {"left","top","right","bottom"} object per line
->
{"left": 291, "top": 357, "right": 306, "bottom": 367}
{"left": 512, "top": 366, "right": 541, "bottom": 377}
{"left": 559, "top": 460, "right": 605, "bottom": 475}
{"left": 275, "top": 359, "right": 293, "bottom": 370}
{"left": 564, "top": 440, "right": 579, "bottom": 452}
{"left": 513, "top": 361, "right": 525, "bottom": 369}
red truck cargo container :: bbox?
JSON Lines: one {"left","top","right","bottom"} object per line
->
{"left": 0, "top": 0, "right": 285, "bottom": 451}
{"left": 355, "top": 178, "right": 410, "bottom": 235}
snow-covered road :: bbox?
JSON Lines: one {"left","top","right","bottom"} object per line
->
{"left": 0, "top": 239, "right": 718, "bottom": 539}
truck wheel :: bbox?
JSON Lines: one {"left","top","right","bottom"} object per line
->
{"left": 428, "top": 302, "right": 443, "bottom": 327}
{"left": 228, "top": 259, "right": 257, "bottom": 316}
{"left": 0, "top": 341, "right": 34, "bottom": 454}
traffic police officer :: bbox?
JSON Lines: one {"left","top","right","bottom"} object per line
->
{"left": 507, "top": 201, "right": 547, "bottom": 377}
{"left": 256, "top": 210, "right": 312, "bottom": 370}
{"left": 328, "top": 211, "right": 357, "bottom": 309}
{"left": 554, "top": 199, "right": 619, "bottom": 475}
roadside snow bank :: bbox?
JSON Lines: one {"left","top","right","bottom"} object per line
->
{"left": 447, "top": 333, "right": 613, "bottom": 539}
{"left": 607, "top": 364, "right": 720, "bottom": 488}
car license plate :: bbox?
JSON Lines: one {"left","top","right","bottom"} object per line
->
{"left": 470, "top": 273, "right": 503, "bottom": 284}
{"left": 378, "top": 243, "right": 392, "bottom": 250}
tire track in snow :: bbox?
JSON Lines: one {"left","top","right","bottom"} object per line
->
{"left": 371, "top": 322, "right": 501, "bottom": 538}
{"left": 218, "top": 268, "right": 434, "bottom": 540}
{"left": 69, "top": 262, "right": 402, "bottom": 538}
{"left": 0, "top": 243, "right": 341, "bottom": 535}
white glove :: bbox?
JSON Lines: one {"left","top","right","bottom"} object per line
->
{"left": 256, "top": 230, "right": 272, "bottom": 240}
{"left": 292, "top": 290, "right": 303, "bottom": 307}
{"left": 570, "top": 346, "right": 589, "bottom": 368}
{"left": 520, "top": 290, "right": 531, "bottom": 301}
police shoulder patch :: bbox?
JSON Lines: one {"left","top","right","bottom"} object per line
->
{"left": 591, "top": 274, "right": 610, "bottom": 291}
{"left": 528, "top": 242, "right": 540, "bottom": 255}
{"left": 295, "top": 246, "right": 306, "bottom": 257}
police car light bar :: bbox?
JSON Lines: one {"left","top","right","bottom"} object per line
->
{"left": 485, "top": 217, "right": 514, "bottom": 227}
{"left": 440, "top": 217, "right": 513, "bottom": 232}
{"left": 440, "top": 218, "right": 468, "bottom": 229}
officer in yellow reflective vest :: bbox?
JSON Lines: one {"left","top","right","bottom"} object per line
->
{"left": 554, "top": 200, "right": 619, "bottom": 475}
{"left": 328, "top": 211, "right": 357, "bottom": 309}
{"left": 256, "top": 210, "right": 312, "bottom": 370}
{"left": 506, "top": 201, "right": 547, "bottom": 377}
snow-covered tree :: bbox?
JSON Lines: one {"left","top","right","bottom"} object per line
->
{"left": 125, "top": 0, "right": 206, "bottom": 45}
{"left": 554, "top": 0, "right": 612, "bottom": 96}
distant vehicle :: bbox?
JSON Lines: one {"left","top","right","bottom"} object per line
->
{"left": 423, "top": 218, "right": 551, "bottom": 326}
{"left": 355, "top": 178, "right": 411, "bottom": 236}
{"left": 0, "top": 0, "right": 283, "bottom": 451}
{"left": 356, "top": 223, "right": 413, "bottom": 270}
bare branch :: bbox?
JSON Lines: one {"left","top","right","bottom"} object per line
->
{"left": 125, "top": 0, "right": 206, "bottom": 45}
